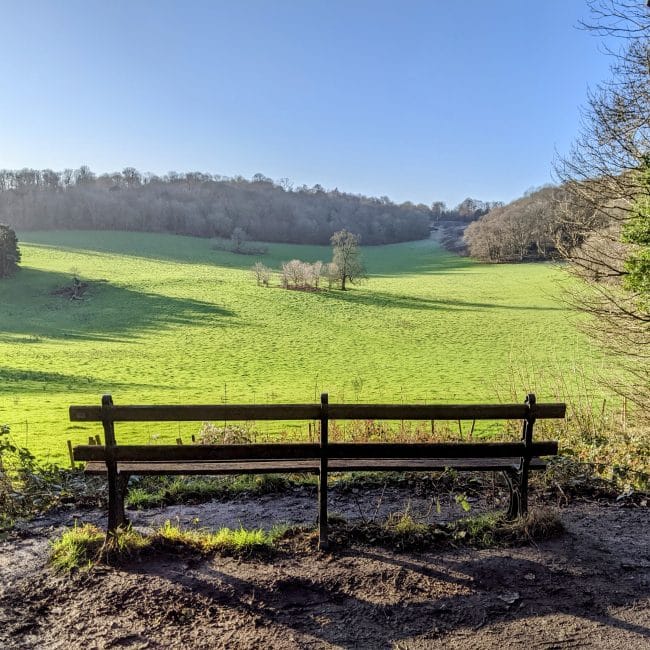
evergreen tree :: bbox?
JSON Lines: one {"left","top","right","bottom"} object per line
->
{"left": 622, "top": 157, "right": 650, "bottom": 310}
{"left": 0, "top": 225, "right": 20, "bottom": 278}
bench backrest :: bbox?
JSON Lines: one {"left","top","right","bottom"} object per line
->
{"left": 71, "top": 393, "right": 564, "bottom": 463}
{"left": 70, "top": 394, "right": 566, "bottom": 424}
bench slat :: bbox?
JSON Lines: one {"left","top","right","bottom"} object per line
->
{"left": 73, "top": 440, "right": 558, "bottom": 463}
{"left": 74, "top": 443, "right": 321, "bottom": 462}
{"left": 69, "top": 402, "right": 566, "bottom": 423}
{"left": 69, "top": 404, "right": 322, "bottom": 422}
{"left": 328, "top": 403, "right": 566, "bottom": 420}
{"left": 329, "top": 441, "right": 558, "bottom": 459}
{"left": 82, "top": 457, "right": 548, "bottom": 476}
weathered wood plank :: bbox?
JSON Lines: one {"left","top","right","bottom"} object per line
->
{"left": 82, "top": 460, "right": 321, "bottom": 475}
{"left": 73, "top": 443, "right": 321, "bottom": 462}
{"left": 69, "top": 403, "right": 322, "bottom": 422}
{"left": 328, "top": 441, "right": 558, "bottom": 459}
{"left": 81, "top": 457, "right": 548, "bottom": 476}
{"left": 327, "top": 403, "right": 566, "bottom": 420}
{"left": 74, "top": 441, "right": 557, "bottom": 463}
{"left": 319, "top": 392, "right": 329, "bottom": 550}
{"left": 69, "top": 402, "right": 566, "bottom": 422}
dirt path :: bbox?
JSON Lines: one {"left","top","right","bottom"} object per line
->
{"left": 1, "top": 493, "right": 648, "bottom": 649}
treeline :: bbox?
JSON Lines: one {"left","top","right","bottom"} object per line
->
{"left": 463, "top": 185, "right": 593, "bottom": 262}
{"left": 430, "top": 197, "right": 505, "bottom": 254}
{"left": 431, "top": 197, "right": 503, "bottom": 224}
{"left": 0, "top": 167, "right": 436, "bottom": 245}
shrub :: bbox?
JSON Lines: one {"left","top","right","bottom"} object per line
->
{"left": 250, "top": 261, "right": 271, "bottom": 286}
{"left": 0, "top": 224, "right": 20, "bottom": 278}
{"left": 197, "top": 422, "right": 251, "bottom": 444}
{"left": 0, "top": 424, "right": 67, "bottom": 530}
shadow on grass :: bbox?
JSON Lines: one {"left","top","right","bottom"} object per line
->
{"left": 364, "top": 253, "right": 478, "bottom": 278}
{"left": 0, "top": 367, "right": 162, "bottom": 394}
{"left": 23, "top": 233, "right": 283, "bottom": 271}
{"left": 19, "top": 233, "right": 221, "bottom": 267}
{"left": 20, "top": 231, "right": 478, "bottom": 276}
{"left": 0, "top": 268, "right": 234, "bottom": 343}
{"left": 316, "top": 288, "right": 564, "bottom": 312}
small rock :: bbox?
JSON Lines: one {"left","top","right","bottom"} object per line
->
{"left": 497, "top": 591, "right": 520, "bottom": 605}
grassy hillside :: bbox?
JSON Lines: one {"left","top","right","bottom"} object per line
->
{"left": 0, "top": 231, "right": 605, "bottom": 464}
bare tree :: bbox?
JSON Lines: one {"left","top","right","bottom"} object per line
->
{"left": 311, "top": 261, "right": 323, "bottom": 288}
{"left": 464, "top": 186, "right": 583, "bottom": 262}
{"left": 330, "top": 230, "right": 365, "bottom": 290}
{"left": 230, "top": 227, "right": 248, "bottom": 253}
{"left": 251, "top": 262, "right": 271, "bottom": 286}
{"left": 282, "top": 259, "right": 308, "bottom": 289}
{"left": 554, "top": 0, "right": 650, "bottom": 406}
{"left": 325, "top": 262, "right": 339, "bottom": 289}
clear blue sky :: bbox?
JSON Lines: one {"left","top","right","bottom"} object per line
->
{"left": 0, "top": 1, "right": 615, "bottom": 207}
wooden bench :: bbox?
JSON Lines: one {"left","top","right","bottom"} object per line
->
{"left": 71, "top": 393, "right": 564, "bottom": 549}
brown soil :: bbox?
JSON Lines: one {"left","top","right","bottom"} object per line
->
{"left": 0, "top": 490, "right": 648, "bottom": 649}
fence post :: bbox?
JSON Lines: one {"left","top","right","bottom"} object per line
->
{"left": 66, "top": 440, "right": 75, "bottom": 469}
{"left": 318, "top": 392, "right": 329, "bottom": 550}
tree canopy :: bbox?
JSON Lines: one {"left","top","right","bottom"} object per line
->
{"left": 463, "top": 185, "right": 592, "bottom": 263}
{"left": 0, "top": 167, "right": 431, "bottom": 246}
{"left": 554, "top": 0, "right": 650, "bottom": 407}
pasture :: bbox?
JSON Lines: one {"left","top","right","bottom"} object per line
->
{"left": 0, "top": 231, "right": 604, "bottom": 464}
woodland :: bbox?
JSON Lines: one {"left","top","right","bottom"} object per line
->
{"left": 0, "top": 167, "right": 499, "bottom": 246}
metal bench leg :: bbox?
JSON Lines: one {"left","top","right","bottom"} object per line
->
{"left": 503, "top": 469, "right": 521, "bottom": 519}
{"left": 503, "top": 462, "right": 530, "bottom": 520}
{"left": 116, "top": 473, "right": 131, "bottom": 528}
{"left": 519, "top": 459, "right": 530, "bottom": 517}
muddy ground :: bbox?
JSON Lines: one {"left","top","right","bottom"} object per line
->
{"left": 0, "top": 485, "right": 648, "bottom": 649}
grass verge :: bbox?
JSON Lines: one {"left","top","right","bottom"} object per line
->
{"left": 50, "top": 521, "right": 289, "bottom": 571}
{"left": 325, "top": 508, "right": 564, "bottom": 552}
{"left": 50, "top": 509, "right": 562, "bottom": 571}
{"left": 152, "top": 519, "right": 285, "bottom": 557}
{"left": 50, "top": 522, "right": 149, "bottom": 571}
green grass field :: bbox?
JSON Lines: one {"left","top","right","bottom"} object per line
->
{"left": 0, "top": 230, "right": 606, "bottom": 464}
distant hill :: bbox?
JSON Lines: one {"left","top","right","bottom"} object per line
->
{"left": 463, "top": 185, "right": 595, "bottom": 262}
{"left": 0, "top": 167, "right": 435, "bottom": 245}
{"left": 0, "top": 167, "right": 503, "bottom": 247}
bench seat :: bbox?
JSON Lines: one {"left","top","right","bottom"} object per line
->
{"left": 82, "top": 456, "right": 549, "bottom": 476}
